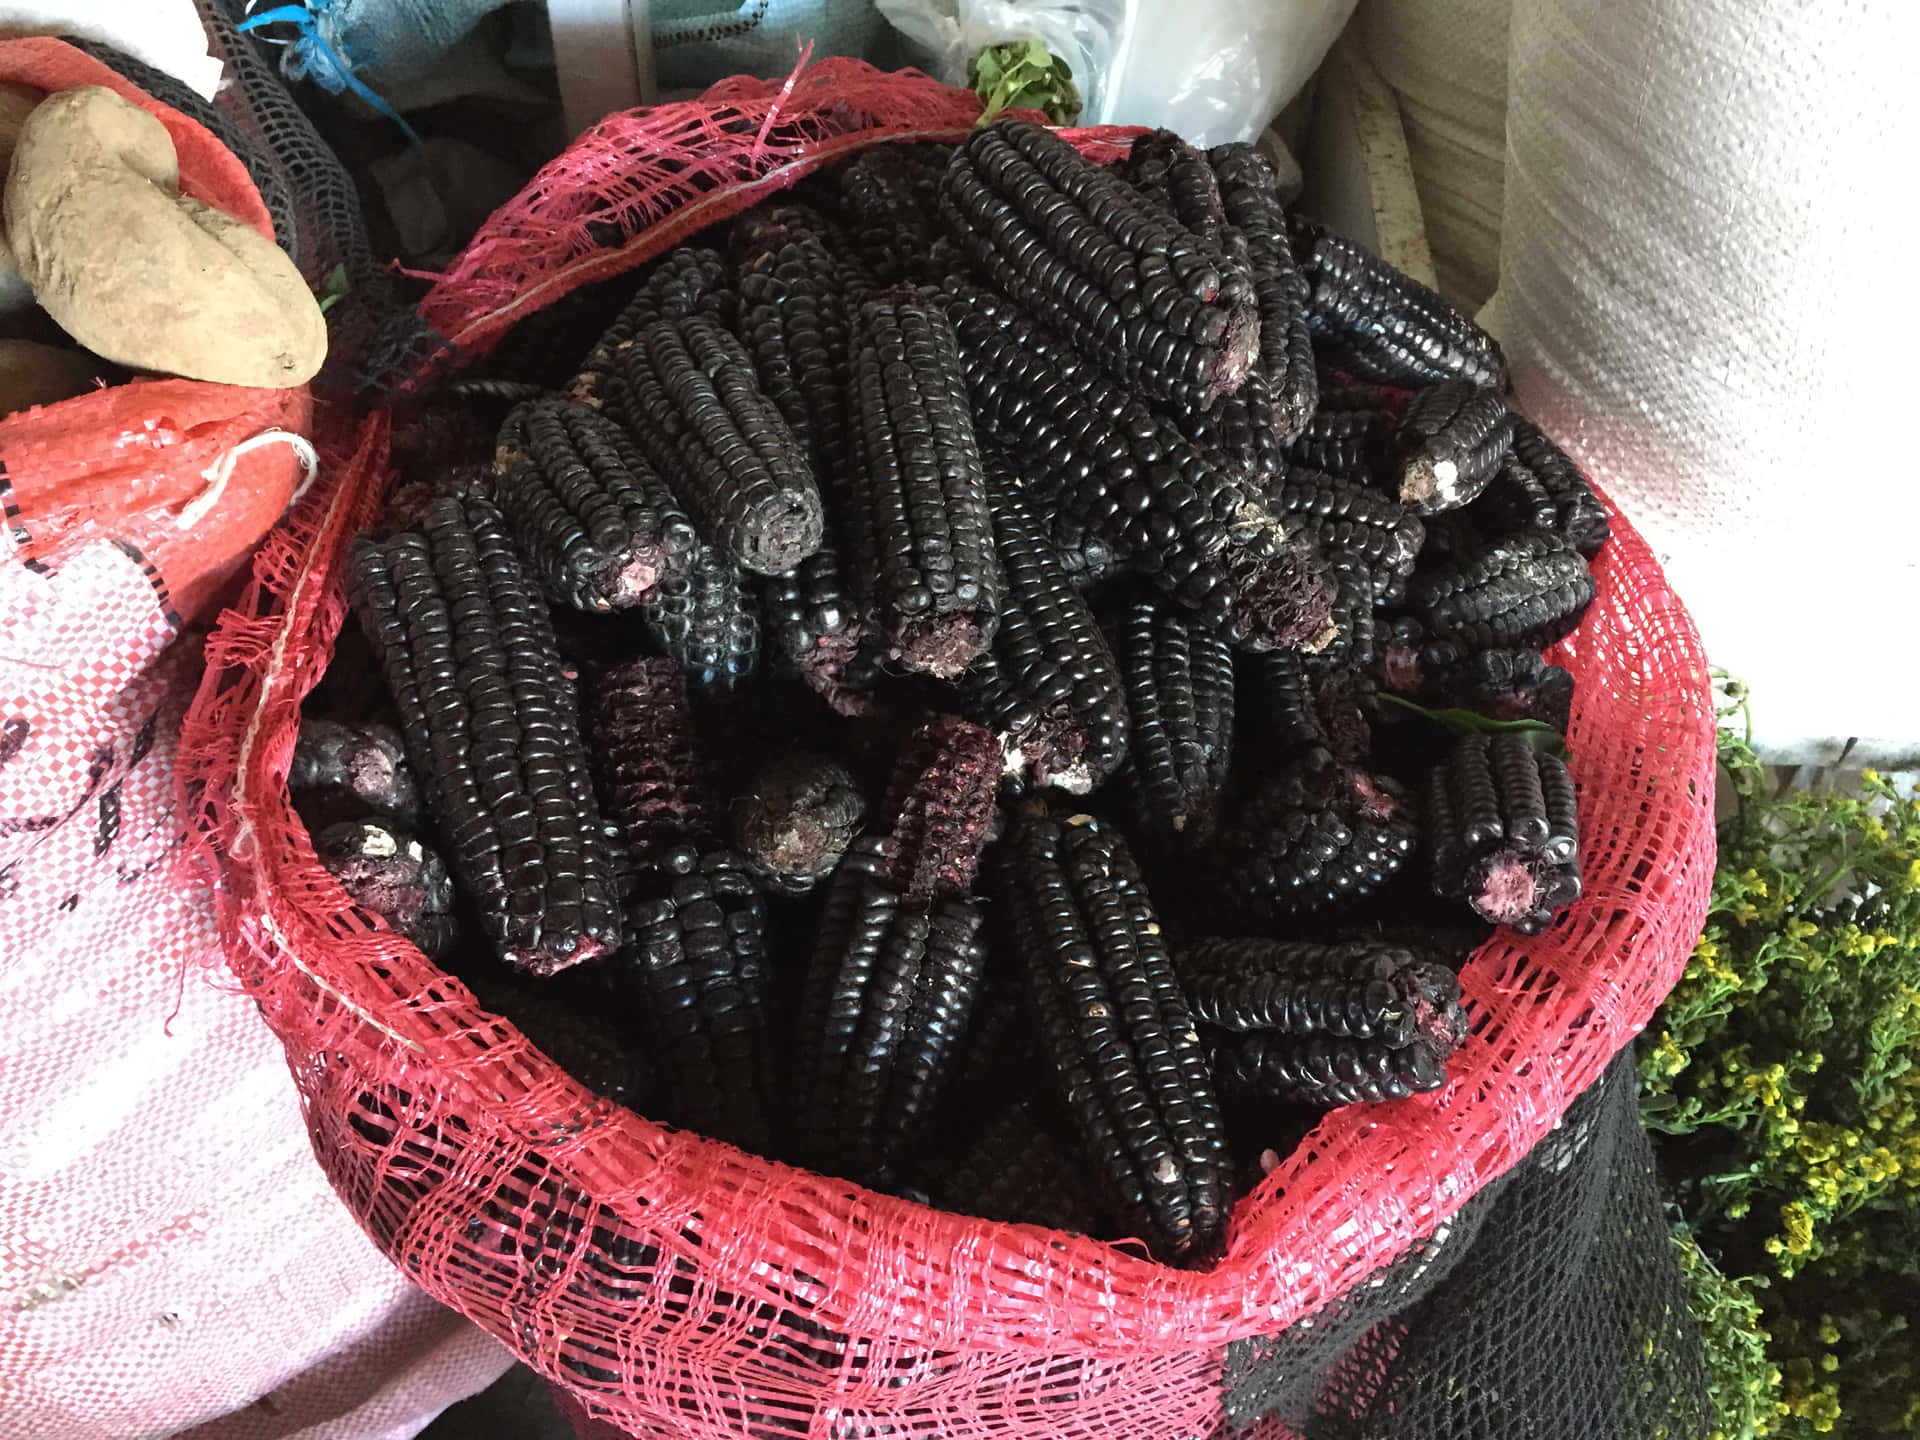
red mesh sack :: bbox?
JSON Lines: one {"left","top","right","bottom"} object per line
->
{"left": 186, "top": 63, "right": 1719, "bottom": 1439}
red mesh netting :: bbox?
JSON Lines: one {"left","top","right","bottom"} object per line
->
{"left": 393, "top": 60, "right": 1132, "bottom": 393}
{"left": 181, "top": 64, "right": 1718, "bottom": 1439}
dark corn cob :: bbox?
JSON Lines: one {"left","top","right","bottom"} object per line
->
{"left": 1112, "top": 595, "right": 1235, "bottom": 841}
{"left": 945, "top": 278, "right": 1334, "bottom": 652}
{"left": 938, "top": 966, "right": 1045, "bottom": 1125}
{"left": 314, "top": 818, "right": 458, "bottom": 960}
{"left": 587, "top": 659, "right": 715, "bottom": 877}
{"left": 844, "top": 287, "right": 1002, "bottom": 678}
{"left": 1393, "top": 379, "right": 1514, "bottom": 514}
{"left": 1267, "top": 465, "right": 1424, "bottom": 598}
{"left": 963, "top": 472, "right": 1128, "bottom": 795}
{"left": 576, "top": 246, "right": 732, "bottom": 388}
{"left": 1042, "top": 514, "right": 1126, "bottom": 592}
{"left": 1122, "top": 130, "right": 1253, "bottom": 303}
{"left": 637, "top": 539, "right": 761, "bottom": 693}
{"left": 1479, "top": 417, "right": 1610, "bottom": 558}
{"left": 1427, "top": 647, "right": 1575, "bottom": 731}
{"left": 761, "top": 550, "right": 873, "bottom": 714}
{"left": 1428, "top": 732, "right": 1581, "bottom": 934}
{"left": 1189, "top": 369, "right": 1289, "bottom": 479}
{"left": 1410, "top": 528, "right": 1597, "bottom": 652}
{"left": 732, "top": 753, "right": 866, "bottom": 897}
{"left": 493, "top": 397, "right": 699, "bottom": 612}
{"left": 837, "top": 144, "right": 950, "bottom": 287}
{"left": 348, "top": 494, "right": 620, "bottom": 974}
{"left": 731, "top": 206, "right": 873, "bottom": 699}
{"left": 876, "top": 716, "right": 1001, "bottom": 907}
{"left": 1376, "top": 613, "right": 1429, "bottom": 696}
{"left": 918, "top": 1099, "right": 1105, "bottom": 1234}
{"left": 1211, "top": 141, "right": 1317, "bottom": 437}
{"left": 1240, "top": 649, "right": 1373, "bottom": 765}
{"left": 1180, "top": 938, "right": 1464, "bottom": 1048}
{"left": 942, "top": 120, "right": 1260, "bottom": 411}
{"left": 447, "top": 377, "right": 552, "bottom": 409}
{"left": 1211, "top": 1028, "right": 1454, "bottom": 1108}
{"left": 999, "top": 815, "right": 1232, "bottom": 1266}
{"left": 616, "top": 314, "right": 825, "bottom": 575}
{"left": 1292, "top": 217, "right": 1508, "bottom": 390}
{"left": 1215, "top": 758, "right": 1419, "bottom": 919}
{"left": 1310, "top": 566, "right": 1381, "bottom": 672}
{"left": 734, "top": 204, "right": 856, "bottom": 476}
{"left": 1286, "top": 389, "right": 1396, "bottom": 483}
{"left": 613, "top": 849, "right": 776, "bottom": 1151}
{"left": 290, "top": 718, "right": 421, "bottom": 830}
{"left": 480, "top": 972, "right": 653, "bottom": 1111}
{"left": 792, "top": 837, "right": 989, "bottom": 1183}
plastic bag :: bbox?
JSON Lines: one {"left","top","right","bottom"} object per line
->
{"left": 1489, "top": 0, "right": 1916, "bottom": 760}
{"left": 207, "top": 59, "right": 1721, "bottom": 1439}
{"left": 876, "top": 0, "right": 1356, "bottom": 144}
{"left": 0, "top": 0, "right": 223, "bottom": 97}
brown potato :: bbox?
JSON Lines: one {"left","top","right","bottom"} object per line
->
{"left": 4, "top": 86, "right": 325, "bottom": 387}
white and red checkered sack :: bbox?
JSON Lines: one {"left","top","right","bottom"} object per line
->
{"left": 0, "top": 40, "right": 510, "bottom": 1438}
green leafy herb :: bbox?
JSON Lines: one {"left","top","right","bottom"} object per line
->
{"left": 1376, "top": 692, "right": 1568, "bottom": 758}
{"left": 970, "top": 39, "right": 1081, "bottom": 127}
{"left": 1646, "top": 676, "right": 1920, "bottom": 1436}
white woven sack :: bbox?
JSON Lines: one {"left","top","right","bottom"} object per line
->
{"left": 1361, "top": 0, "right": 1508, "bottom": 310}
{"left": 0, "top": 546, "right": 512, "bottom": 1438}
{"left": 1491, "top": 0, "right": 1919, "bottom": 759}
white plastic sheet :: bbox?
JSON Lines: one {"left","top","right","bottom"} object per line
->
{"left": 878, "top": 0, "right": 1356, "bottom": 146}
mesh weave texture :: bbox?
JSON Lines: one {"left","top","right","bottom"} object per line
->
{"left": 184, "top": 65, "right": 1719, "bottom": 1440}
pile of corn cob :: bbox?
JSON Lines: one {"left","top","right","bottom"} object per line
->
{"left": 302, "top": 122, "right": 1607, "bottom": 1269}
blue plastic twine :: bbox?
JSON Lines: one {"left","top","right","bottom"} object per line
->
{"left": 239, "top": 0, "right": 426, "bottom": 152}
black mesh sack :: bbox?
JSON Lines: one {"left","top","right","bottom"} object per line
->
{"left": 1214, "top": 1052, "right": 1713, "bottom": 1439}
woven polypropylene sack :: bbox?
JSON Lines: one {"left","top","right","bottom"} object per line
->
{"left": 1361, "top": 0, "right": 1510, "bottom": 312}
{"left": 1491, "top": 0, "right": 1915, "bottom": 759}
{"left": 189, "top": 65, "right": 1718, "bottom": 1439}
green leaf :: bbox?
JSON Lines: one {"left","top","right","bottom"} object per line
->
{"left": 1376, "top": 693, "right": 1569, "bottom": 757}
{"left": 316, "top": 262, "right": 351, "bottom": 316}
{"left": 971, "top": 38, "right": 1081, "bottom": 126}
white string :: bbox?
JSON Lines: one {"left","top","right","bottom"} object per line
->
{"left": 177, "top": 429, "right": 320, "bottom": 531}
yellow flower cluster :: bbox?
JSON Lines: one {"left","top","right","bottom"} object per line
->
{"left": 1643, "top": 718, "right": 1920, "bottom": 1439}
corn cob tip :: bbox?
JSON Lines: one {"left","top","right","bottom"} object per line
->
{"left": 1000, "top": 713, "right": 1097, "bottom": 796}
{"left": 893, "top": 614, "right": 987, "bottom": 681}
{"left": 734, "top": 753, "right": 867, "bottom": 896}
{"left": 1211, "top": 303, "right": 1262, "bottom": 401}
{"left": 1471, "top": 850, "right": 1581, "bottom": 931}
{"left": 1227, "top": 542, "right": 1337, "bottom": 652}
{"left": 1400, "top": 453, "right": 1473, "bottom": 514}
{"left": 1398, "top": 961, "right": 1470, "bottom": 1058}
{"left": 314, "top": 819, "right": 458, "bottom": 960}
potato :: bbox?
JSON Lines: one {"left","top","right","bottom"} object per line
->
{"left": 4, "top": 86, "right": 325, "bottom": 387}
{"left": 0, "top": 338, "right": 101, "bottom": 415}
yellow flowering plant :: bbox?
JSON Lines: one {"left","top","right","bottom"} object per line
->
{"left": 1642, "top": 681, "right": 1920, "bottom": 1436}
